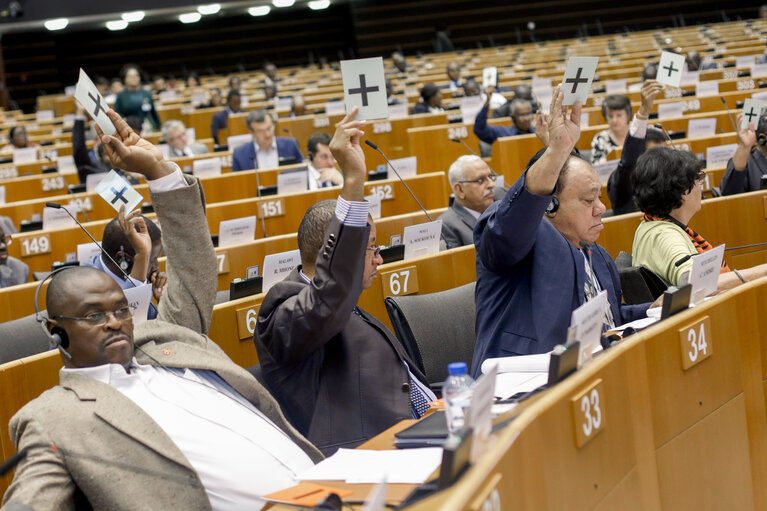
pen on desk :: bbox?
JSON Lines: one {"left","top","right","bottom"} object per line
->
{"left": 293, "top": 488, "right": 325, "bottom": 500}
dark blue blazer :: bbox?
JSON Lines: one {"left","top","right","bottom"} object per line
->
{"left": 471, "top": 173, "right": 648, "bottom": 377}
{"left": 231, "top": 136, "right": 304, "bottom": 171}
{"left": 210, "top": 109, "right": 232, "bottom": 144}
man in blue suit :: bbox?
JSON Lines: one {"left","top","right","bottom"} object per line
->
{"left": 471, "top": 86, "right": 653, "bottom": 378}
{"left": 231, "top": 110, "right": 304, "bottom": 171}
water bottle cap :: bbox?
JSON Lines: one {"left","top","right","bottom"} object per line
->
{"left": 447, "top": 362, "right": 468, "bottom": 375}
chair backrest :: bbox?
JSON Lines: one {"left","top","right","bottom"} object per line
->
{"left": 384, "top": 282, "right": 476, "bottom": 385}
{"left": 0, "top": 313, "right": 51, "bottom": 364}
{"left": 618, "top": 263, "right": 667, "bottom": 305}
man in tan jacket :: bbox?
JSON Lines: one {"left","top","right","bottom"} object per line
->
{"left": 2, "top": 109, "right": 321, "bottom": 511}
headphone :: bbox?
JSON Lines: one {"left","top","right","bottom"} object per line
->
{"left": 117, "top": 244, "right": 131, "bottom": 272}
{"left": 545, "top": 196, "right": 559, "bottom": 217}
{"left": 34, "top": 266, "right": 77, "bottom": 359}
{"left": 758, "top": 134, "right": 767, "bottom": 147}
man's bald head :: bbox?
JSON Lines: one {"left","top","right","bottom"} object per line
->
{"left": 46, "top": 267, "right": 118, "bottom": 317}
{"left": 298, "top": 199, "right": 337, "bottom": 265}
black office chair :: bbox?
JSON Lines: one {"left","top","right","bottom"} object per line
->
{"left": 615, "top": 251, "right": 667, "bottom": 304}
{"left": 384, "top": 282, "right": 476, "bottom": 393}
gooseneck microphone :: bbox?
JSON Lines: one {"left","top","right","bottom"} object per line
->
{"left": 364, "top": 139, "right": 433, "bottom": 222}
{"left": 720, "top": 96, "right": 740, "bottom": 133}
{"left": 44, "top": 202, "right": 136, "bottom": 287}
{"left": 653, "top": 123, "right": 677, "bottom": 150}
{"left": 248, "top": 156, "right": 269, "bottom": 238}
{"left": 449, "top": 138, "right": 502, "bottom": 178}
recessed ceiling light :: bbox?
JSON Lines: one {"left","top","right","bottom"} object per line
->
{"left": 197, "top": 4, "right": 221, "bottom": 15}
{"left": 272, "top": 0, "right": 295, "bottom": 7}
{"left": 121, "top": 11, "right": 145, "bottom": 22}
{"left": 248, "top": 6, "right": 271, "bottom": 16}
{"left": 44, "top": 18, "right": 68, "bottom": 31}
{"left": 308, "top": 0, "right": 330, "bottom": 9}
{"left": 179, "top": 12, "right": 203, "bottom": 23}
{"left": 106, "top": 20, "right": 129, "bottom": 31}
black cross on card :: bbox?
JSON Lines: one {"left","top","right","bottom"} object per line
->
{"left": 742, "top": 99, "right": 767, "bottom": 130}
{"left": 347, "top": 74, "right": 379, "bottom": 107}
{"left": 561, "top": 56, "right": 599, "bottom": 106}
{"left": 340, "top": 57, "right": 388, "bottom": 120}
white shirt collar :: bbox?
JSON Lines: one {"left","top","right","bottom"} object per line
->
{"left": 61, "top": 357, "right": 142, "bottom": 383}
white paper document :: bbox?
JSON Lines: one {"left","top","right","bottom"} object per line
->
{"left": 481, "top": 352, "right": 550, "bottom": 374}
{"left": 299, "top": 448, "right": 443, "bottom": 484}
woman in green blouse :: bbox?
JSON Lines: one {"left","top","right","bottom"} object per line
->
{"left": 114, "top": 64, "right": 160, "bottom": 131}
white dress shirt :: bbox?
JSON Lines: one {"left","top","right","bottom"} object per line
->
{"left": 62, "top": 360, "right": 314, "bottom": 511}
{"left": 254, "top": 140, "right": 279, "bottom": 169}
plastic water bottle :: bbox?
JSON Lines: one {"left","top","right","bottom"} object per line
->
{"left": 443, "top": 362, "right": 475, "bottom": 436}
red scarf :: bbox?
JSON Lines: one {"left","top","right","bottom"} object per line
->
{"left": 643, "top": 214, "right": 730, "bottom": 273}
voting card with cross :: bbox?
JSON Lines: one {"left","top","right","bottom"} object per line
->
{"left": 340, "top": 57, "right": 388, "bottom": 120}
{"left": 94, "top": 170, "right": 143, "bottom": 214}
{"left": 742, "top": 99, "right": 767, "bottom": 130}
{"left": 75, "top": 69, "right": 116, "bottom": 136}
{"left": 561, "top": 57, "right": 599, "bottom": 106}
{"left": 657, "top": 51, "right": 685, "bottom": 88}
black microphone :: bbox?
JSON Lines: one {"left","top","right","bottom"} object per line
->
{"left": 720, "top": 96, "right": 740, "bottom": 133}
{"left": 653, "top": 123, "right": 677, "bottom": 150}
{"left": 675, "top": 252, "right": 698, "bottom": 267}
{"left": 282, "top": 128, "right": 292, "bottom": 137}
{"left": 0, "top": 444, "right": 48, "bottom": 476}
{"left": 364, "top": 139, "right": 433, "bottom": 222}
{"left": 448, "top": 138, "right": 503, "bottom": 182}
{"left": 45, "top": 202, "right": 137, "bottom": 287}
{"left": 248, "top": 156, "right": 269, "bottom": 238}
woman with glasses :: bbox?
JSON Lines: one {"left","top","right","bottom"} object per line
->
{"left": 0, "top": 228, "right": 29, "bottom": 287}
{"left": 631, "top": 147, "right": 767, "bottom": 291}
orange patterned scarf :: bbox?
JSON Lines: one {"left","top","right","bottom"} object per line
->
{"left": 643, "top": 214, "right": 730, "bottom": 273}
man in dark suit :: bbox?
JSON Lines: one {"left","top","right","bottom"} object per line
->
{"left": 471, "top": 86, "right": 652, "bottom": 377}
{"left": 231, "top": 109, "right": 303, "bottom": 171}
{"left": 255, "top": 108, "right": 434, "bottom": 455}
{"left": 438, "top": 155, "right": 497, "bottom": 249}
{"left": 210, "top": 90, "right": 242, "bottom": 145}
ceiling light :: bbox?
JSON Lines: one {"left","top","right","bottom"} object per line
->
{"left": 308, "top": 0, "right": 330, "bottom": 9}
{"left": 106, "top": 20, "right": 129, "bottom": 30}
{"left": 248, "top": 6, "right": 271, "bottom": 16}
{"left": 179, "top": 12, "right": 202, "bottom": 23}
{"left": 121, "top": 11, "right": 145, "bottom": 22}
{"left": 272, "top": 0, "right": 295, "bottom": 7}
{"left": 44, "top": 18, "right": 68, "bottom": 31}
{"left": 197, "top": 4, "right": 221, "bottom": 15}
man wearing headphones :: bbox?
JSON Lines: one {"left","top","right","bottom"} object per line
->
{"left": 3, "top": 108, "right": 321, "bottom": 510}
{"left": 719, "top": 112, "right": 767, "bottom": 195}
{"left": 306, "top": 131, "right": 343, "bottom": 190}
{"left": 81, "top": 211, "right": 165, "bottom": 319}
{"left": 470, "top": 86, "right": 653, "bottom": 378}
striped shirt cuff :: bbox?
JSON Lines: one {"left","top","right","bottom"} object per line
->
{"left": 335, "top": 196, "right": 370, "bottom": 227}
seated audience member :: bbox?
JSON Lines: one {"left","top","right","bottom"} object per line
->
{"left": 114, "top": 64, "right": 160, "bottom": 131}
{"left": 686, "top": 50, "right": 717, "bottom": 71}
{"left": 0, "top": 229, "right": 28, "bottom": 287}
{"left": 82, "top": 210, "right": 165, "bottom": 320}
{"left": 231, "top": 109, "right": 303, "bottom": 171}
{"left": 631, "top": 147, "right": 767, "bottom": 289}
{"left": 386, "top": 79, "right": 401, "bottom": 105}
{"left": 494, "top": 84, "right": 538, "bottom": 117}
{"left": 605, "top": 80, "right": 664, "bottom": 215}
{"left": 152, "top": 75, "right": 167, "bottom": 93}
{"left": 255, "top": 108, "right": 433, "bottom": 455}
{"left": 1, "top": 108, "right": 322, "bottom": 511}
{"left": 186, "top": 72, "right": 201, "bottom": 87}
{"left": 462, "top": 79, "right": 482, "bottom": 97}
{"left": 264, "top": 84, "right": 278, "bottom": 101}
{"left": 228, "top": 75, "right": 242, "bottom": 92}
{"left": 161, "top": 119, "right": 208, "bottom": 157}
{"left": 202, "top": 87, "right": 222, "bottom": 108}
{"left": 438, "top": 155, "right": 497, "bottom": 249}
{"left": 445, "top": 62, "right": 463, "bottom": 90}
{"left": 473, "top": 94, "right": 534, "bottom": 147}
{"left": 389, "top": 51, "right": 409, "bottom": 74}
{"left": 1, "top": 126, "right": 38, "bottom": 155}
{"left": 263, "top": 62, "right": 280, "bottom": 85}
{"left": 210, "top": 89, "right": 243, "bottom": 145}
{"left": 471, "top": 86, "right": 651, "bottom": 377}
{"left": 109, "top": 77, "right": 124, "bottom": 96}
{"left": 720, "top": 112, "right": 767, "bottom": 195}
{"left": 590, "top": 94, "right": 632, "bottom": 164}
{"left": 306, "top": 132, "right": 342, "bottom": 189}
{"left": 94, "top": 75, "right": 110, "bottom": 98}
{"left": 412, "top": 83, "right": 444, "bottom": 114}
{"left": 291, "top": 95, "right": 307, "bottom": 117}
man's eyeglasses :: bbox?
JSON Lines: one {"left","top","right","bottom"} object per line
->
{"left": 52, "top": 306, "right": 133, "bottom": 327}
{"left": 0, "top": 235, "right": 11, "bottom": 246}
{"left": 366, "top": 244, "right": 381, "bottom": 257}
{"left": 696, "top": 171, "right": 708, "bottom": 185}
{"left": 458, "top": 174, "right": 499, "bottom": 185}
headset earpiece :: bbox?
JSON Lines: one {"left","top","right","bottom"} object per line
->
{"left": 119, "top": 257, "right": 129, "bottom": 271}
{"left": 50, "top": 327, "right": 69, "bottom": 349}
{"left": 758, "top": 134, "right": 767, "bottom": 146}
{"left": 545, "top": 196, "right": 559, "bottom": 217}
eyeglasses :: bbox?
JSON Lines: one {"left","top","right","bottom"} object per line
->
{"left": 0, "top": 235, "right": 11, "bottom": 246}
{"left": 458, "top": 173, "right": 499, "bottom": 185}
{"left": 53, "top": 306, "right": 133, "bottom": 327}
{"left": 696, "top": 171, "right": 708, "bottom": 185}
{"left": 366, "top": 244, "right": 381, "bottom": 257}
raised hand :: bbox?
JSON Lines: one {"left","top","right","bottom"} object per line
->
{"left": 736, "top": 113, "right": 757, "bottom": 148}
{"left": 547, "top": 84, "right": 581, "bottom": 154}
{"left": 639, "top": 80, "right": 663, "bottom": 117}
{"left": 96, "top": 109, "right": 175, "bottom": 180}
{"left": 329, "top": 106, "right": 366, "bottom": 201}
{"left": 117, "top": 204, "right": 150, "bottom": 281}
{"left": 534, "top": 110, "right": 551, "bottom": 147}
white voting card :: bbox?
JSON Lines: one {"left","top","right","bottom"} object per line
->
{"left": 341, "top": 57, "right": 388, "bottom": 120}
{"left": 657, "top": 51, "right": 685, "bottom": 87}
{"left": 263, "top": 249, "right": 301, "bottom": 293}
{"left": 218, "top": 216, "right": 256, "bottom": 248}
{"left": 123, "top": 284, "right": 153, "bottom": 326}
{"left": 689, "top": 244, "right": 724, "bottom": 304}
{"left": 561, "top": 57, "right": 599, "bottom": 106}
{"left": 403, "top": 220, "right": 442, "bottom": 260}
{"left": 482, "top": 66, "right": 498, "bottom": 89}
{"left": 742, "top": 99, "right": 767, "bottom": 130}
{"left": 276, "top": 169, "right": 308, "bottom": 195}
{"left": 94, "top": 170, "right": 143, "bottom": 213}
{"left": 687, "top": 118, "right": 717, "bottom": 138}
{"left": 570, "top": 289, "right": 608, "bottom": 366}
{"left": 75, "top": 69, "right": 116, "bottom": 136}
